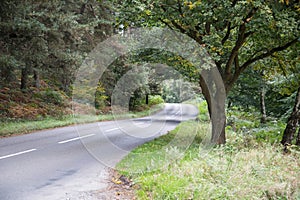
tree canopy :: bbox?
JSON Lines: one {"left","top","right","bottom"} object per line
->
{"left": 111, "top": 0, "right": 299, "bottom": 144}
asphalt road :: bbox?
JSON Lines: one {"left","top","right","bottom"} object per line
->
{"left": 0, "top": 103, "right": 198, "bottom": 200}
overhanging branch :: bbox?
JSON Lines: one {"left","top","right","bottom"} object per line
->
{"left": 240, "top": 38, "right": 299, "bottom": 71}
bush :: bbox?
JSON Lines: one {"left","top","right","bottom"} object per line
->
{"left": 227, "top": 106, "right": 286, "bottom": 144}
{"left": 253, "top": 121, "right": 286, "bottom": 144}
{"left": 148, "top": 95, "right": 164, "bottom": 106}
{"left": 35, "top": 89, "right": 65, "bottom": 105}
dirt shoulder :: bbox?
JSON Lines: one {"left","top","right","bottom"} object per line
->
{"left": 100, "top": 168, "right": 137, "bottom": 200}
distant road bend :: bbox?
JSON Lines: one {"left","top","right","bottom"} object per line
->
{"left": 0, "top": 103, "right": 198, "bottom": 200}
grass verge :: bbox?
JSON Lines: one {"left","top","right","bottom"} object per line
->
{"left": 0, "top": 104, "right": 164, "bottom": 137}
{"left": 116, "top": 105, "right": 300, "bottom": 199}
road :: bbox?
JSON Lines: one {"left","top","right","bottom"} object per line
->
{"left": 0, "top": 103, "right": 198, "bottom": 200}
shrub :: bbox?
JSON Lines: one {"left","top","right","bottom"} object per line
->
{"left": 35, "top": 89, "right": 65, "bottom": 105}
{"left": 148, "top": 95, "right": 164, "bottom": 106}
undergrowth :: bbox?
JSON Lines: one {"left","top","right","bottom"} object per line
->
{"left": 116, "top": 103, "right": 300, "bottom": 200}
{"left": 0, "top": 104, "right": 164, "bottom": 137}
{"left": 227, "top": 106, "right": 286, "bottom": 144}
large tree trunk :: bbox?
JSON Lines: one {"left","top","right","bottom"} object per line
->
{"left": 281, "top": 87, "right": 300, "bottom": 146}
{"left": 199, "top": 68, "right": 226, "bottom": 145}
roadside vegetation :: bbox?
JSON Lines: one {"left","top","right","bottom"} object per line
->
{"left": 0, "top": 107, "right": 162, "bottom": 137}
{"left": 116, "top": 102, "right": 300, "bottom": 199}
{"left": 0, "top": 85, "right": 164, "bottom": 137}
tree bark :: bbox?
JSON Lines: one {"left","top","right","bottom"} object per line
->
{"left": 199, "top": 68, "right": 226, "bottom": 145}
{"left": 145, "top": 93, "right": 149, "bottom": 105}
{"left": 260, "top": 87, "right": 267, "bottom": 124}
{"left": 21, "top": 66, "right": 29, "bottom": 90}
{"left": 281, "top": 87, "right": 300, "bottom": 146}
{"left": 34, "top": 69, "right": 40, "bottom": 88}
{"left": 296, "top": 128, "right": 300, "bottom": 146}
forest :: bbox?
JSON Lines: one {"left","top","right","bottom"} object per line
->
{"left": 1, "top": 0, "right": 299, "bottom": 145}
{"left": 0, "top": 0, "right": 299, "bottom": 198}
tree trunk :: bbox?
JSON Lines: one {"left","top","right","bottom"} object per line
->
{"left": 260, "top": 87, "right": 267, "bottom": 124}
{"left": 61, "top": 69, "right": 71, "bottom": 95}
{"left": 21, "top": 66, "right": 29, "bottom": 90}
{"left": 34, "top": 69, "right": 40, "bottom": 88}
{"left": 296, "top": 128, "right": 300, "bottom": 146}
{"left": 146, "top": 93, "right": 149, "bottom": 105}
{"left": 199, "top": 68, "right": 226, "bottom": 145}
{"left": 281, "top": 87, "right": 300, "bottom": 146}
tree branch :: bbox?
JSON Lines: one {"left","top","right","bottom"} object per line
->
{"left": 240, "top": 38, "right": 299, "bottom": 71}
{"left": 159, "top": 18, "right": 174, "bottom": 30}
{"left": 225, "top": 38, "right": 298, "bottom": 91}
{"left": 224, "top": 24, "right": 246, "bottom": 81}
{"left": 221, "top": 22, "right": 231, "bottom": 45}
{"left": 223, "top": 7, "right": 257, "bottom": 84}
{"left": 205, "top": 22, "right": 211, "bottom": 35}
{"left": 177, "top": 0, "right": 184, "bottom": 17}
{"left": 234, "top": 54, "right": 239, "bottom": 69}
{"left": 169, "top": 19, "right": 203, "bottom": 44}
{"left": 170, "top": 20, "right": 187, "bottom": 34}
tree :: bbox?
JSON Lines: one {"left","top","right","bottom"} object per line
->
{"left": 110, "top": 0, "right": 299, "bottom": 144}
{"left": 0, "top": 0, "right": 112, "bottom": 93}
{"left": 281, "top": 86, "right": 300, "bottom": 146}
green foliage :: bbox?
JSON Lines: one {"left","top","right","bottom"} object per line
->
{"left": 162, "top": 80, "right": 181, "bottom": 103}
{"left": 117, "top": 119, "right": 300, "bottom": 199}
{"left": 197, "top": 100, "right": 209, "bottom": 121}
{"left": 95, "top": 82, "right": 109, "bottom": 109}
{"left": 112, "top": 0, "right": 299, "bottom": 74}
{"left": 254, "top": 121, "right": 286, "bottom": 144}
{"left": 35, "top": 89, "right": 65, "bottom": 106}
{"left": 110, "top": 0, "right": 300, "bottom": 145}
{"left": 0, "top": 55, "right": 19, "bottom": 84}
{"left": 227, "top": 106, "right": 286, "bottom": 144}
{"left": 0, "top": 0, "right": 112, "bottom": 92}
{"left": 162, "top": 79, "right": 197, "bottom": 103}
{"left": 148, "top": 95, "right": 164, "bottom": 106}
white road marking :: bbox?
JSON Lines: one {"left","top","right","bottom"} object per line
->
{"left": 104, "top": 128, "right": 119, "bottom": 132}
{"left": 134, "top": 122, "right": 145, "bottom": 125}
{"left": 58, "top": 134, "right": 95, "bottom": 144}
{"left": 0, "top": 148, "right": 37, "bottom": 160}
{"left": 175, "top": 111, "right": 181, "bottom": 115}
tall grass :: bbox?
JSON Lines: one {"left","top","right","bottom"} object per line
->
{"left": 116, "top": 104, "right": 300, "bottom": 199}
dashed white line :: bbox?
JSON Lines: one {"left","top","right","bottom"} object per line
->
{"left": 0, "top": 148, "right": 37, "bottom": 160}
{"left": 58, "top": 134, "right": 95, "bottom": 144}
{"left": 175, "top": 111, "right": 181, "bottom": 115}
{"left": 104, "top": 128, "right": 119, "bottom": 132}
{"left": 134, "top": 122, "right": 145, "bottom": 125}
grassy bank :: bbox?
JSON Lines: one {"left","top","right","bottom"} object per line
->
{"left": 0, "top": 104, "right": 163, "bottom": 137}
{"left": 116, "top": 103, "right": 300, "bottom": 199}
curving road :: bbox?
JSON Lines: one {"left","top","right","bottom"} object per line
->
{"left": 0, "top": 103, "right": 198, "bottom": 200}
